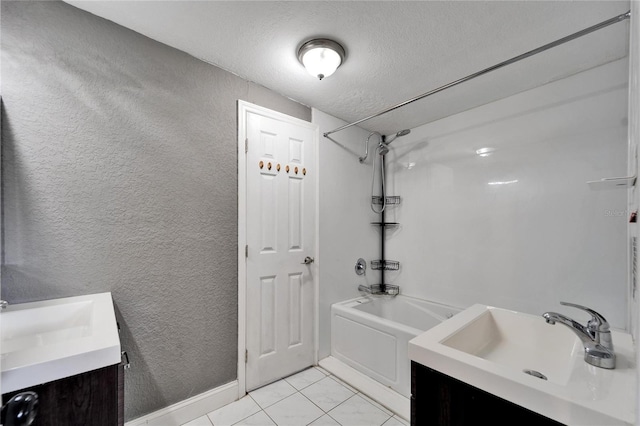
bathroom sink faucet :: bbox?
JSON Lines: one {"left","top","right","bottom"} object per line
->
{"left": 543, "top": 302, "right": 615, "bottom": 369}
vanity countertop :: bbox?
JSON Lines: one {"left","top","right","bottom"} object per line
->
{"left": 1, "top": 292, "right": 121, "bottom": 394}
{"left": 408, "top": 304, "right": 636, "bottom": 425}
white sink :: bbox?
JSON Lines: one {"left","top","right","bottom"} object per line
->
{"left": 409, "top": 304, "right": 636, "bottom": 425}
{"left": 441, "top": 307, "right": 582, "bottom": 386}
{"left": 1, "top": 292, "right": 121, "bottom": 393}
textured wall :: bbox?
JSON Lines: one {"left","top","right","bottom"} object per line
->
{"left": 0, "top": 1, "right": 309, "bottom": 420}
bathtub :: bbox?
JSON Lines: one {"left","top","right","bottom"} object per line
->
{"left": 331, "top": 295, "right": 460, "bottom": 398}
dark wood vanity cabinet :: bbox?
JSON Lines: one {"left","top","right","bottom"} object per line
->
{"left": 411, "top": 361, "right": 564, "bottom": 425}
{"left": 2, "top": 363, "right": 124, "bottom": 426}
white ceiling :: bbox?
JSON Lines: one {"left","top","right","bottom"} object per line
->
{"left": 65, "top": 1, "right": 630, "bottom": 136}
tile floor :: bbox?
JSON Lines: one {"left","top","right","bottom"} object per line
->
{"left": 182, "top": 367, "right": 408, "bottom": 426}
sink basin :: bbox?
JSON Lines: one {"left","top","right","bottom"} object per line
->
{"left": 1, "top": 293, "right": 121, "bottom": 394}
{"left": 441, "top": 307, "right": 582, "bottom": 386}
{"left": 409, "top": 304, "right": 636, "bottom": 425}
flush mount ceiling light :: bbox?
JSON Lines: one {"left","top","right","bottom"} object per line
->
{"left": 297, "top": 38, "right": 345, "bottom": 81}
{"left": 475, "top": 147, "right": 496, "bottom": 157}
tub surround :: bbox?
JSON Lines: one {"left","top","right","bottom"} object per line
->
{"left": 385, "top": 58, "right": 629, "bottom": 328}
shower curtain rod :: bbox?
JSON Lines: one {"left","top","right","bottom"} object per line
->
{"left": 323, "top": 10, "right": 631, "bottom": 138}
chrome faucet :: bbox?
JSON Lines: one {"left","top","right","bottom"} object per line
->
{"left": 358, "top": 284, "right": 374, "bottom": 294}
{"left": 542, "top": 302, "right": 615, "bottom": 369}
{"left": 357, "top": 284, "right": 400, "bottom": 296}
{"left": 0, "top": 300, "right": 8, "bottom": 309}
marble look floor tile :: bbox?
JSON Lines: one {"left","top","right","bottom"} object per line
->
{"left": 382, "top": 416, "right": 408, "bottom": 426}
{"left": 328, "top": 394, "right": 391, "bottom": 426}
{"left": 249, "top": 380, "right": 297, "bottom": 409}
{"left": 233, "top": 411, "right": 276, "bottom": 426}
{"left": 326, "top": 376, "right": 358, "bottom": 394}
{"left": 391, "top": 415, "right": 409, "bottom": 426}
{"left": 264, "top": 392, "right": 324, "bottom": 426}
{"left": 284, "top": 367, "right": 327, "bottom": 390}
{"left": 301, "top": 377, "right": 355, "bottom": 412}
{"left": 308, "top": 414, "right": 342, "bottom": 426}
{"left": 207, "top": 396, "right": 261, "bottom": 426}
{"left": 182, "top": 415, "right": 213, "bottom": 426}
{"left": 358, "top": 393, "right": 394, "bottom": 416}
{"left": 313, "top": 366, "right": 330, "bottom": 376}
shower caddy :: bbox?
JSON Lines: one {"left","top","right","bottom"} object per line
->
{"left": 362, "top": 195, "right": 401, "bottom": 296}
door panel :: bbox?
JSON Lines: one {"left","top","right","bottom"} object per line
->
{"left": 244, "top": 106, "right": 316, "bottom": 391}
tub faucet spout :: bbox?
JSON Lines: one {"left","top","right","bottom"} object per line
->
{"left": 542, "top": 301, "right": 615, "bottom": 369}
{"left": 358, "top": 285, "right": 373, "bottom": 294}
{"left": 357, "top": 284, "right": 399, "bottom": 296}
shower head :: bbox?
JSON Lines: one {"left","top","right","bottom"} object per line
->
{"left": 384, "top": 129, "right": 411, "bottom": 144}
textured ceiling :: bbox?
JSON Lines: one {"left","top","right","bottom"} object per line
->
{"left": 64, "top": 1, "right": 630, "bottom": 136}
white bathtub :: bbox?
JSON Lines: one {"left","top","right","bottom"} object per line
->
{"left": 331, "top": 295, "right": 460, "bottom": 398}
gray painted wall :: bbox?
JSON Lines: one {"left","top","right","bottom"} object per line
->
{"left": 1, "top": 1, "right": 310, "bottom": 420}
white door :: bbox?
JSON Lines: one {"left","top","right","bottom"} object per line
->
{"left": 241, "top": 102, "right": 317, "bottom": 391}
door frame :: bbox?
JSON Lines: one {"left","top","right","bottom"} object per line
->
{"left": 237, "top": 100, "right": 320, "bottom": 398}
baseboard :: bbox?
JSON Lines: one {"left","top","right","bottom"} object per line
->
{"left": 125, "top": 380, "right": 239, "bottom": 426}
{"left": 319, "top": 356, "right": 410, "bottom": 422}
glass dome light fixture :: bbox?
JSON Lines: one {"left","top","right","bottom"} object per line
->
{"left": 475, "top": 147, "right": 496, "bottom": 157}
{"left": 297, "top": 38, "right": 346, "bottom": 81}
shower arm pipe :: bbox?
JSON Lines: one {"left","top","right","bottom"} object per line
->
{"left": 323, "top": 10, "right": 631, "bottom": 138}
{"left": 360, "top": 131, "right": 382, "bottom": 163}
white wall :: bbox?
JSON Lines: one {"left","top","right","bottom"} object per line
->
{"left": 382, "top": 58, "right": 629, "bottom": 329}
{"left": 313, "top": 110, "right": 379, "bottom": 359}
{"left": 629, "top": 0, "right": 639, "bottom": 346}
{"left": 627, "top": 2, "right": 640, "bottom": 425}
